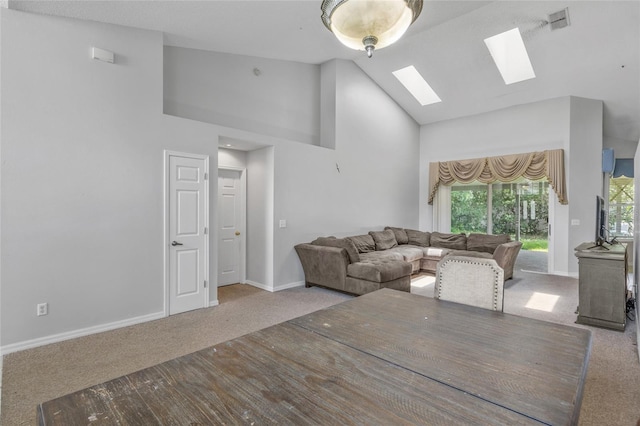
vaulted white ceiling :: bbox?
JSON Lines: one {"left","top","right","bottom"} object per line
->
{"left": 9, "top": 0, "right": 639, "bottom": 143}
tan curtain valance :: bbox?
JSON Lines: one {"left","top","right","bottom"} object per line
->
{"left": 428, "top": 149, "right": 567, "bottom": 205}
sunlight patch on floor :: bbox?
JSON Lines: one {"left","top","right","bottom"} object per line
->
{"left": 525, "top": 292, "right": 560, "bottom": 312}
{"left": 412, "top": 275, "right": 435, "bottom": 288}
{"left": 410, "top": 275, "right": 435, "bottom": 297}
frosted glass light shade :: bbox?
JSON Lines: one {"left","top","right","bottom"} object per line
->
{"left": 322, "top": 0, "right": 423, "bottom": 57}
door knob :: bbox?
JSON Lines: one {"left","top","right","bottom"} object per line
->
{"left": 171, "top": 241, "right": 183, "bottom": 246}
{"left": 235, "top": 231, "right": 241, "bottom": 236}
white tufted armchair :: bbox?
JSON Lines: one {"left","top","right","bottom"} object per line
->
{"left": 434, "top": 256, "right": 505, "bottom": 312}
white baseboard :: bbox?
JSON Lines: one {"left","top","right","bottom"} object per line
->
{"left": 244, "top": 280, "right": 304, "bottom": 292}
{"left": 552, "top": 271, "right": 578, "bottom": 278}
{"left": 245, "top": 279, "right": 272, "bottom": 292}
{"left": 0, "top": 311, "right": 165, "bottom": 356}
{"left": 274, "top": 280, "right": 305, "bottom": 291}
{"left": 209, "top": 299, "right": 219, "bottom": 307}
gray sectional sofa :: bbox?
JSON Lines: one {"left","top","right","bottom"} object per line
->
{"left": 294, "top": 227, "right": 522, "bottom": 296}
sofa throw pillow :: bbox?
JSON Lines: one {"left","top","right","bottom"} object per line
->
{"left": 347, "top": 234, "right": 376, "bottom": 253}
{"left": 369, "top": 230, "right": 398, "bottom": 250}
{"left": 384, "top": 226, "right": 409, "bottom": 245}
{"left": 430, "top": 232, "right": 467, "bottom": 250}
{"left": 405, "top": 229, "right": 431, "bottom": 247}
{"left": 466, "top": 233, "right": 511, "bottom": 254}
{"left": 311, "top": 236, "right": 360, "bottom": 263}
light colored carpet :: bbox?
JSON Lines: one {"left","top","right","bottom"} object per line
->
{"left": 516, "top": 249, "right": 548, "bottom": 273}
{"left": 2, "top": 272, "right": 640, "bottom": 425}
{"left": 1, "top": 285, "right": 351, "bottom": 425}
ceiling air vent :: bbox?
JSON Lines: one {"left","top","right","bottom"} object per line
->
{"left": 548, "top": 8, "right": 570, "bottom": 30}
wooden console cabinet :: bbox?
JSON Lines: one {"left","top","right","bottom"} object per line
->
{"left": 574, "top": 242, "right": 628, "bottom": 331}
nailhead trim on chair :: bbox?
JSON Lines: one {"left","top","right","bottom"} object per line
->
{"left": 436, "top": 257, "right": 502, "bottom": 311}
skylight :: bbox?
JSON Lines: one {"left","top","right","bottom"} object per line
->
{"left": 484, "top": 28, "right": 536, "bottom": 85}
{"left": 392, "top": 65, "right": 441, "bottom": 106}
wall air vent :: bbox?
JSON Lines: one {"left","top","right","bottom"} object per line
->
{"left": 548, "top": 8, "right": 570, "bottom": 30}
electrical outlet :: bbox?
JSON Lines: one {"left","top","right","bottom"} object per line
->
{"left": 37, "top": 302, "right": 48, "bottom": 316}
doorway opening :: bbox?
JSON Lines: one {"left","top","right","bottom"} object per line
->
{"left": 217, "top": 168, "right": 246, "bottom": 287}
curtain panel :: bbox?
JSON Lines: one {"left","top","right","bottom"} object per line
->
{"left": 428, "top": 149, "right": 567, "bottom": 205}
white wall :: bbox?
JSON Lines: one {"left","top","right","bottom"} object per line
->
{"left": 246, "top": 146, "right": 274, "bottom": 289}
{"left": 567, "top": 97, "right": 604, "bottom": 272}
{"left": 1, "top": 10, "right": 220, "bottom": 352}
{"left": 420, "top": 96, "right": 603, "bottom": 276}
{"left": 605, "top": 136, "right": 639, "bottom": 159}
{"left": 271, "top": 60, "right": 421, "bottom": 288}
{"left": 218, "top": 148, "right": 247, "bottom": 169}
{"left": 333, "top": 59, "right": 420, "bottom": 232}
{"left": 164, "top": 46, "right": 321, "bottom": 146}
{"left": 320, "top": 60, "right": 337, "bottom": 149}
{"left": 164, "top": 56, "right": 421, "bottom": 291}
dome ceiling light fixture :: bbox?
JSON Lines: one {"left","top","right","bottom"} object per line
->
{"left": 321, "top": 0, "right": 423, "bottom": 58}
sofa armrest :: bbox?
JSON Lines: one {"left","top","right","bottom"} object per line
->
{"left": 492, "top": 241, "right": 523, "bottom": 281}
{"left": 294, "top": 243, "right": 349, "bottom": 291}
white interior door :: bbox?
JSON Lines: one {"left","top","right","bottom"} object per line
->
{"left": 218, "top": 169, "right": 244, "bottom": 286}
{"left": 168, "top": 153, "right": 209, "bottom": 315}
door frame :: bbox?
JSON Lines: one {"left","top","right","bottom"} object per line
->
{"left": 217, "top": 166, "right": 247, "bottom": 286}
{"left": 163, "top": 150, "right": 210, "bottom": 316}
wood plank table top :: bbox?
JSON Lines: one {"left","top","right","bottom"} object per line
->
{"left": 38, "top": 289, "right": 592, "bottom": 425}
{"left": 291, "top": 289, "right": 593, "bottom": 426}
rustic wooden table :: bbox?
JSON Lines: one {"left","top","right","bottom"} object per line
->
{"left": 38, "top": 289, "right": 592, "bottom": 425}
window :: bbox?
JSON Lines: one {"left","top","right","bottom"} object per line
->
{"left": 608, "top": 176, "right": 634, "bottom": 237}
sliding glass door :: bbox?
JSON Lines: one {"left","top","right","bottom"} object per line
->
{"left": 451, "top": 179, "right": 549, "bottom": 252}
{"left": 451, "top": 184, "right": 488, "bottom": 234}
